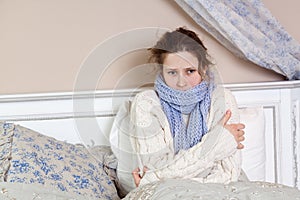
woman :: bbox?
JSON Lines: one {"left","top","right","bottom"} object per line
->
{"left": 110, "top": 27, "right": 245, "bottom": 195}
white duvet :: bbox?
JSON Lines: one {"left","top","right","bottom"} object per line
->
{"left": 124, "top": 179, "right": 300, "bottom": 200}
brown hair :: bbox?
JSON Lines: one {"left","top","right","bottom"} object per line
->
{"left": 148, "top": 27, "right": 213, "bottom": 78}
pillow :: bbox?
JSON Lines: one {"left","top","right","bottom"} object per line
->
{"left": 239, "top": 107, "right": 266, "bottom": 181}
{"left": 0, "top": 122, "right": 119, "bottom": 200}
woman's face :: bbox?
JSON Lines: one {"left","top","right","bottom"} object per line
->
{"left": 162, "top": 51, "right": 202, "bottom": 91}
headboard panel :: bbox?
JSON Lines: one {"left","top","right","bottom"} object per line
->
{"left": 225, "top": 81, "right": 300, "bottom": 188}
{"left": 0, "top": 81, "right": 299, "bottom": 189}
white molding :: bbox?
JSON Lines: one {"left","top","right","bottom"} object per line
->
{"left": 0, "top": 88, "right": 144, "bottom": 103}
{"left": 292, "top": 100, "right": 300, "bottom": 189}
{"left": 0, "top": 89, "right": 143, "bottom": 121}
{"left": 292, "top": 100, "right": 298, "bottom": 188}
{"left": 224, "top": 80, "right": 300, "bottom": 91}
{"left": 263, "top": 104, "right": 279, "bottom": 183}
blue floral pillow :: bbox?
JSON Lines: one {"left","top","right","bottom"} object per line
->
{"left": 0, "top": 122, "right": 119, "bottom": 200}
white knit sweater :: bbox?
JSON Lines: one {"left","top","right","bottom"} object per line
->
{"left": 110, "top": 86, "right": 241, "bottom": 193}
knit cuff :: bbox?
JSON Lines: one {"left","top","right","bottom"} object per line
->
{"left": 200, "top": 124, "right": 238, "bottom": 161}
{"left": 214, "top": 127, "right": 238, "bottom": 160}
{"left": 139, "top": 171, "right": 159, "bottom": 187}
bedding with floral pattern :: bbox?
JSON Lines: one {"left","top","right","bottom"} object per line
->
{"left": 0, "top": 122, "right": 120, "bottom": 200}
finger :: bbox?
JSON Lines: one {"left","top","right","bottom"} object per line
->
{"left": 132, "top": 168, "right": 140, "bottom": 178}
{"left": 132, "top": 171, "right": 140, "bottom": 178}
{"left": 237, "top": 130, "right": 245, "bottom": 137}
{"left": 237, "top": 143, "right": 244, "bottom": 149}
{"left": 239, "top": 136, "right": 245, "bottom": 142}
{"left": 132, "top": 168, "right": 140, "bottom": 173}
{"left": 142, "top": 166, "right": 148, "bottom": 177}
{"left": 133, "top": 176, "right": 140, "bottom": 187}
{"left": 132, "top": 171, "right": 140, "bottom": 179}
{"left": 222, "top": 110, "right": 232, "bottom": 126}
{"left": 143, "top": 166, "right": 148, "bottom": 172}
{"left": 132, "top": 169, "right": 141, "bottom": 187}
{"left": 237, "top": 123, "right": 245, "bottom": 130}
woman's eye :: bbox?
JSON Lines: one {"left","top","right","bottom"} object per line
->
{"left": 187, "top": 69, "right": 196, "bottom": 74}
{"left": 168, "top": 71, "right": 176, "bottom": 75}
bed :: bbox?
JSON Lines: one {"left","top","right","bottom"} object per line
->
{"left": 0, "top": 80, "right": 300, "bottom": 199}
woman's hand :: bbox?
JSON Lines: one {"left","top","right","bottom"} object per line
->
{"left": 222, "top": 110, "right": 245, "bottom": 149}
{"left": 132, "top": 166, "right": 148, "bottom": 187}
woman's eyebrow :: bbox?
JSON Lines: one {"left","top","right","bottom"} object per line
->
{"left": 164, "top": 66, "right": 178, "bottom": 70}
{"left": 184, "top": 66, "right": 197, "bottom": 69}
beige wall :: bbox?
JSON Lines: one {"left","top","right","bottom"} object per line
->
{"left": 0, "top": 0, "right": 299, "bottom": 94}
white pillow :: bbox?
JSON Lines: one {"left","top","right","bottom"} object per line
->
{"left": 239, "top": 106, "right": 266, "bottom": 181}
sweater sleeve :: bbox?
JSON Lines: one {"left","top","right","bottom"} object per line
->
{"left": 129, "top": 88, "right": 241, "bottom": 186}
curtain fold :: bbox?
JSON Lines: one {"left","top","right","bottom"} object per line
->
{"left": 175, "top": 0, "right": 300, "bottom": 80}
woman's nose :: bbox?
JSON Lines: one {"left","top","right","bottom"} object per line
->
{"left": 176, "top": 75, "right": 187, "bottom": 87}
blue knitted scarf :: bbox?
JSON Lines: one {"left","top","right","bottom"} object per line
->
{"left": 155, "top": 75, "right": 212, "bottom": 154}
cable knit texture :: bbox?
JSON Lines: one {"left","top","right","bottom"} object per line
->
{"left": 155, "top": 75, "right": 213, "bottom": 154}
{"left": 110, "top": 85, "right": 241, "bottom": 193}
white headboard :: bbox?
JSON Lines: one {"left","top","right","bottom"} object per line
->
{"left": 225, "top": 81, "right": 300, "bottom": 189}
{"left": 0, "top": 81, "right": 299, "bottom": 189}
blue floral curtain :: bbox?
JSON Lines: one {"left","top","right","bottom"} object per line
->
{"left": 175, "top": 0, "right": 300, "bottom": 80}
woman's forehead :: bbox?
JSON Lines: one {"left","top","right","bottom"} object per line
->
{"left": 163, "top": 51, "right": 199, "bottom": 67}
